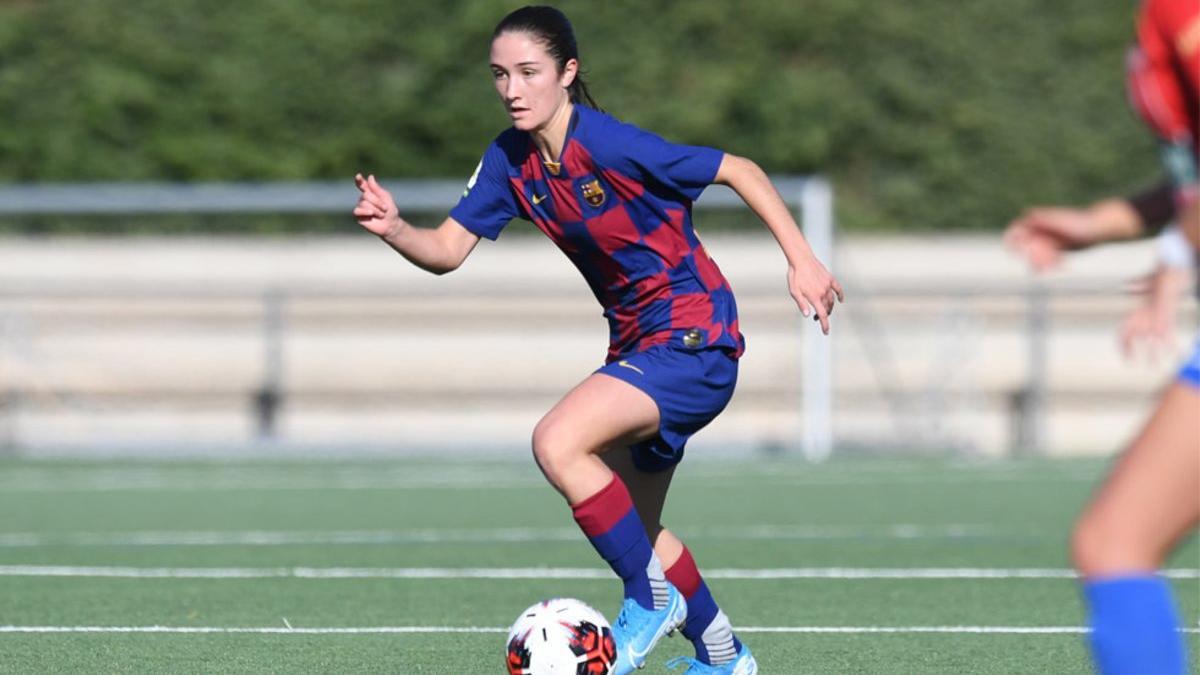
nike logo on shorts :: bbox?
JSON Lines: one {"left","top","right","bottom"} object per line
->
{"left": 532, "top": 193, "right": 547, "bottom": 205}
{"left": 617, "top": 360, "right": 644, "bottom": 375}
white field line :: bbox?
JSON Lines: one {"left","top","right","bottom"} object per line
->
{"left": 0, "top": 468, "right": 1099, "bottom": 493}
{"left": 0, "top": 475, "right": 543, "bottom": 493}
{"left": 0, "top": 566, "right": 1195, "bottom": 580}
{"left": 0, "top": 524, "right": 1023, "bottom": 548}
{"left": 0, "top": 625, "right": 507, "bottom": 634}
{"left": 0, "top": 625, "right": 1196, "bottom": 635}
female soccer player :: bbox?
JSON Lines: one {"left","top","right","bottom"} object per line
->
{"left": 353, "top": 6, "right": 841, "bottom": 674}
{"left": 352, "top": 5, "right": 844, "bottom": 672}
{"left": 1005, "top": 1, "right": 1198, "bottom": 672}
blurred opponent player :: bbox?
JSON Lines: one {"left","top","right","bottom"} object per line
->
{"left": 352, "top": 6, "right": 842, "bottom": 673}
{"left": 1005, "top": 1, "right": 1198, "bottom": 672}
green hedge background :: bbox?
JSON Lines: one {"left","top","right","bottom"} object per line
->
{"left": 0, "top": 0, "right": 1163, "bottom": 232}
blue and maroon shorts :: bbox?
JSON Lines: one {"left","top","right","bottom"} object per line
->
{"left": 596, "top": 343, "right": 738, "bottom": 473}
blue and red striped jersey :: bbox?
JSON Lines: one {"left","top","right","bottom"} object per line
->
{"left": 450, "top": 105, "right": 745, "bottom": 362}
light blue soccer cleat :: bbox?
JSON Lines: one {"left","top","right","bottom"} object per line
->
{"left": 666, "top": 644, "right": 758, "bottom": 674}
{"left": 610, "top": 583, "right": 687, "bottom": 674}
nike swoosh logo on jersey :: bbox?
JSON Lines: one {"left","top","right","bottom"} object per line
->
{"left": 617, "top": 360, "right": 644, "bottom": 375}
{"left": 532, "top": 193, "right": 547, "bottom": 205}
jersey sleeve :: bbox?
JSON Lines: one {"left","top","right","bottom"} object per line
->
{"left": 1129, "top": 4, "right": 1195, "bottom": 145}
{"left": 449, "top": 140, "right": 520, "bottom": 240}
{"left": 601, "top": 118, "right": 724, "bottom": 202}
{"left": 1129, "top": 0, "right": 1200, "bottom": 208}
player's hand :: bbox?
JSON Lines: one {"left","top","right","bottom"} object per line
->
{"left": 1119, "top": 303, "right": 1176, "bottom": 362}
{"left": 1003, "top": 207, "right": 1097, "bottom": 272}
{"left": 353, "top": 173, "right": 403, "bottom": 238}
{"left": 787, "top": 256, "right": 844, "bottom": 335}
{"left": 1118, "top": 266, "right": 1187, "bottom": 362}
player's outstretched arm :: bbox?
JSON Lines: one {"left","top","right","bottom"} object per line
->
{"left": 353, "top": 173, "right": 481, "bottom": 275}
{"left": 714, "top": 154, "right": 844, "bottom": 334}
{"left": 1002, "top": 195, "right": 1155, "bottom": 272}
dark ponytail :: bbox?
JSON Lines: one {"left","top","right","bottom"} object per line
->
{"left": 492, "top": 5, "right": 601, "bottom": 111}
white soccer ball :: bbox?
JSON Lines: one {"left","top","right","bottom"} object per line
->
{"left": 505, "top": 598, "right": 617, "bottom": 675}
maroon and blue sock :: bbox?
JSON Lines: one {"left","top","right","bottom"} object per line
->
{"left": 665, "top": 545, "right": 741, "bottom": 665}
{"left": 571, "top": 474, "right": 667, "bottom": 611}
{"left": 1084, "top": 574, "right": 1187, "bottom": 675}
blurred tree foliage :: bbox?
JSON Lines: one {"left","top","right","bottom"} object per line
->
{"left": 0, "top": 0, "right": 1162, "bottom": 232}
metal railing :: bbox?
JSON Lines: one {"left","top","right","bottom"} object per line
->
{"left": 0, "top": 178, "right": 818, "bottom": 214}
{"left": 3, "top": 180, "right": 1185, "bottom": 458}
{"left": 1, "top": 277, "right": 1183, "bottom": 456}
{"left": 0, "top": 178, "right": 835, "bottom": 458}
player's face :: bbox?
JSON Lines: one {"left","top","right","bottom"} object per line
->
{"left": 490, "top": 31, "right": 575, "bottom": 132}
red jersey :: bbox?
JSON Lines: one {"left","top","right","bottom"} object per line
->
{"left": 1128, "top": 0, "right": 1200, "bottom": 205}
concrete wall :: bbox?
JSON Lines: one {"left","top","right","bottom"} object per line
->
{"left": 0, "top": 234, "right": 1193, "bottom": 457}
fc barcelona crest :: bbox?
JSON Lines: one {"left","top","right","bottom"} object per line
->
{"left": 580, "top": 179, "right": 606, "bottom": 208}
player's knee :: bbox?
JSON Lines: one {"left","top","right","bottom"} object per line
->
{"left": 1070, "top": 513, "right": 1105, "bottom": 574}
{"left": 531, "top": 417, "right": 583, "bottom": 482}
{"left": 1071, "top": 508, "right": 1161, "bottom": 575}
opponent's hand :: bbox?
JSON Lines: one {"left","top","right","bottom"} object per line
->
{"left": 1118, "top": 266, "right": 1188, "bottom": 362}
{"left": 353, "top": 173, "right": 402, "bottom": 238}
{"left": 1119, "top": 302, "right": 1177, "bottom": 362}
{"left": 788, "top": 256, "right": 844, "bottom": 335}
{"left": 1003, "top": 207, "right": 1097, "bottom": 272}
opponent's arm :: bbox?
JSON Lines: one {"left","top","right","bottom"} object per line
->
{"left": 1179, "top": 199, "right": 1200, "bottom": 252}
{"left": 353, "top": 173, "right": 481, "bottom": 275}
{"left": 1119, "top": 262, "right": 1193, "bottom": 361}
{"left": 1003, "top": 181, "right": 1179, "bottom": 272}
{"left": 1118, "top": 208, "right": 1197, "bottom": 360}
{"left": 714, "top": 153, "right": 844, "bottom": 334}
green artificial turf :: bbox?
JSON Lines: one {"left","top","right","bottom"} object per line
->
{"left": 0, "top": 456, "right": 1195, "bottom": 673}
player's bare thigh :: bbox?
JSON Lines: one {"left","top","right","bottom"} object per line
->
{"left": 532, "top": 372, "right": 661, "bottom": 502}
{"left": 1072, "top": 382, "right": 1200, "bottom": 576}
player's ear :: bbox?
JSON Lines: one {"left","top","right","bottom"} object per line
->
{"left": 559, "top": 58, "right": 578, "bottom": 89}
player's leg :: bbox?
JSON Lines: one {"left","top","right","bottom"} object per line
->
{"left": 532, "top": 371, "right": 686, "bottom": 675}
{"left": 532, "top": 372, "right": 660, "bottom": 504}
{"left": 533, "top": 372, "right": 667, "bottom": 607}
{"left": 599, "top": 448, "right": 677, "bottom": 558}
{"left": 1070, "top": 381, "right": 1199, "bottom": 675}
{"left": 549, "top": 344, "right": 738, "bottom": 673}
{"left": 532, "top": 369, "right": 691, "bottom": 667}
{"left": 605, "top": 448, "right": 754, "bottom": 672}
